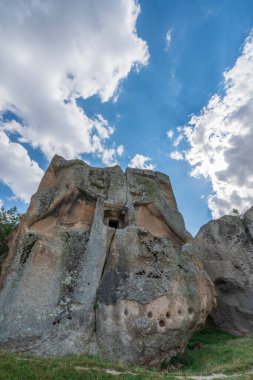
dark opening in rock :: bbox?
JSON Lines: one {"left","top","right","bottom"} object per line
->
{"left": 103, "top": 207, "right": 128, "bottom": 229}
{"left": 147, "top": 311, "right": 153, "bottom": 318}
{"left": 109, "top": 219, "right": 118, "bottom": 228}
{"left": 166, "top": 312, "right": 170, "bottom": 319}
{"left": 53, "top": 318, "right": 61, "bottom": 325}
{"left": 159, "top": 319, "right": 165, "bottom": 327}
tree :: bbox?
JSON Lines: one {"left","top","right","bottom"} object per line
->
{"left": 0, "top": 206, "right": 20, "bottom": 259}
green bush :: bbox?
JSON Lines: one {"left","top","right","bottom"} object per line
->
{"left": 0, "top": 206, "right": 20, "bottom": 259}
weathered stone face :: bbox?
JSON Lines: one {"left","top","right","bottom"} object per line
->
{"left": 0, "top": 155, "right": 215, "bottom": 366}
{"left": 194, "top": 208, "right": 253, "bottom": 337}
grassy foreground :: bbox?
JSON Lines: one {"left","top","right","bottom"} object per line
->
{"left": 0, "top": 328, "right": 253, "bottom": 380}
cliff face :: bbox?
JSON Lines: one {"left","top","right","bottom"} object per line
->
{"left": 0, "top": 155, "right": 215, "bottom": 366}
{"left": 194, "top": 207, "right": 253, "bottom": 337}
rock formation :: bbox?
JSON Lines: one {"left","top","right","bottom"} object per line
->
{"left": 0, "top": 155, "right": 215, "bottom": 367}
{"left": 194, "top": 207, "right": 253, "bottom": 337}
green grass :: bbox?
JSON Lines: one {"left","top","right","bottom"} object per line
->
{"left": 177, "top": 328, "right": 253, "bottom": 376}
{"left": 0, "top": 328, "right": 253, "bottom": 380}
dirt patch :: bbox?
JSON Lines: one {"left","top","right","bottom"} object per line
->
{"left": 75, "top": 366, "right": 136, "bottom": 376}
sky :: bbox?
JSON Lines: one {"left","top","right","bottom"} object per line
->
{"left": 0, "top": 0, "right": 253, "bottom": 236}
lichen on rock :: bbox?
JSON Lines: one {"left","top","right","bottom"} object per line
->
{"left": 194, "top": 208, "right": 253, "bottom": 337}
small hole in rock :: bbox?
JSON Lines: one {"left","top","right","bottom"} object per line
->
{"left": 147, "top": 311, "right": 153, "bottom": 318}
{"left": 109, "top": 219, "right": 118, "bottom": 228}
{"left": 68, "top": 285, "right": 73, "bottom": 293}
{"left": 188, "top": 307, "right": 194, "bottom": 315}
{"left": 166, "top": 312, "right": 170, "bottom": 319}
{"left": 178, "top": 310, "right": 182, "bottom": 316}
{"left": 124, "top": 309, "right": 129, "bottom": 316}
{"left": 159, "top": 319, "right": 165, "bottom": 327}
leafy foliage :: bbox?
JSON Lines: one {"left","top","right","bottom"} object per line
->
{"left": 0, "top": 206, "right": 20, "bottom": 258}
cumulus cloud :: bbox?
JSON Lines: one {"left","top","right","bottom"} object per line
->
{"left": 0, "top": 0, "right": 149, "bottom": 201}
{"left": 176, "top": 31, "right": 253, "bottom": 218}
{"left": 165, "top": 29, "right": 172, "bottom": 50}
{"left": 0, "top": 130, "right": 44, "bottom": 203}
{"left": 170, "top": 151, "right": 184, "bottom": 161}
{"left": 129, "top": 154, "right": 156, "bottom": 170}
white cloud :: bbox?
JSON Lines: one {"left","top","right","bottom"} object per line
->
{"left": 167, "top": 129, "right": 174, "bottom": 139}
{"left": 117, "top": 144, "right": 124, "bottom": 156}
{"left": 129, "top": 154, "right": 156, "bottom": 170}
{"left": 173, "top": 133, "right": 184, "bottom": 147}
{"left": 182, "top": 31, "right": 253, "bottom": 218}
{"left": 0, "top": 0, "right": 149, "bottom": 201}
{"left": 0, "top": 199, "right": 3, "bottom": 208}
{"left": 165, "top": 29, "right": 172, "bottom": 50}
{"left": 170, "top": 151, "right": 184, "bottom": 161}
{"left": 93, "top": 115, "right": 114, "bottom": 140}
{"left": 0, "top": 130, "right": 44, "bottom": 203}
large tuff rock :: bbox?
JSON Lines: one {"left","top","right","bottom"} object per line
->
{"left": 194, "top": 207, "right": 253, "bottom": 336}
{"left": 0, "top": 155, "right": 215, "bottom": 366}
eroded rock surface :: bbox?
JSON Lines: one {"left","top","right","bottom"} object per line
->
{"left": 0, "top": 155, "right": 215, "bottom": 366}
{"left": 194, "top": 208, "right": 253, "bottom": 336}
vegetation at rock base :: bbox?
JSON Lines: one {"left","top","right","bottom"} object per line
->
{"left": 0, "top": 328, "right": 253, "bottom": 380}
{"left": 0, "top": 206, "right": 20, "bottom": 258}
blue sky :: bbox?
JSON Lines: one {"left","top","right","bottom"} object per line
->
{"left": 0, "top": 0, "right": 253, "bottom": 235}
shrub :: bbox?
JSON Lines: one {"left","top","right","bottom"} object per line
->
{"left": 0, "top": 206, "right": 20, "bottom": 259}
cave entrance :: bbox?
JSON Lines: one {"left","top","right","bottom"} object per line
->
{"left": 103, "top": 207, "right": 128, "bottom": 229}
{"left": 109, "top": 219, "right": 118, "bottom": 228}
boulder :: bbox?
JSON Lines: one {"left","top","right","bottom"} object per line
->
{"left": 0, "top": 155, "right": 215, "bottom": 366}
{"left": 194, "top": 208, "right": 253, "bottom": 336}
